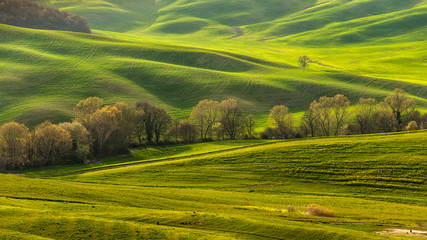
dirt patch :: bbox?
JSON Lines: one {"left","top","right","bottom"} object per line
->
{"left": 377, "top": 229, "right": 427, "bottom": 238}
{"left": 227, "top": 26, "right": 244, "bottom": 39}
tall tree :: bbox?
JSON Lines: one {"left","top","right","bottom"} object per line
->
{"left": 32, "top": 121, "right": 72, "bottom": 166}
{"left": 179, "top": 120, "right": 197, "bottom": 143}
{"left": 74, "top": 97, "right": 104, "bottom": 126}
{"left": 372, "top": 103, "right": 398, "bottom": 133}
{"left": 310, "top": 94, "right": 350, "bottom": 136}
{"left": 219, "top": 99, "right": 244, "bottom": 140}
{"left": 301, "top": 102, "right": 317, "bottom": 137}
{"left": 190, "top": 100, "right": 220, "bottom": 140}
{"left": 384, "top": 88, "right": 416, "bottom": 126}
{"left": 330, "top": 94, "right": 351, "bottom": 135}
{"left": 0, "top": 122, "right": 30, "bottom": 170}
{"left": 244, "top": 114, "right": 256, "bottom": 139}
{"left": 268, "top": 105, "right": 293, "bottom": 139}
{"left": 153, "top": 108, "right": 172, "bottom": 144}
{"left": 58, "top": 121, "right": 91, "bottom": 162}
{"left": 87, "top": 106, "right": 122, "bottom": 155}
{"left": 355, "top": 98, "right": 377, "bottom": 134}
{"left": 136, "top": 102, "right": 171, "bottom": 145}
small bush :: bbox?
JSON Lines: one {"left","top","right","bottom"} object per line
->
{"left": 306, "top": 204, "right": 336, "bottom": 218}
{"left": 405, "top": 121, "right": 418, "bottom": 131}
{"left": 287, "top": 205, "right": 296, "bottom": 212}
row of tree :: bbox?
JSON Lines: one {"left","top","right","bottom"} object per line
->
{"left": 264, "top": 88, "right": 426, "bottom": 139}
{"left": 0, "top": 89, "right": 425, "bottom": 171}
{"left": 0, "top": 0, "right": 90, "bottom": 33}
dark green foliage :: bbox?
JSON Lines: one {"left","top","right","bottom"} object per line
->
{"left": 0, "top": 0, "right": 90, "bottom": 33}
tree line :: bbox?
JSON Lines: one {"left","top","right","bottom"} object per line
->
{"left": 0, "top": 89, "right": 425, "bottom": 171}
{"left": 0, "top": 0, "right": 90, "bottom": 33}
{"left": 263, "top": 88, "right": 426, "bottom": 139}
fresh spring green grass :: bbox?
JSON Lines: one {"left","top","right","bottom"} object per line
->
{"left": 0, "top": 131, "right": 425, "bottom": 239}
{"left": 21, "top": 140, "right": 275, "bottom": 177}
{"left": 0, "top": 0, "right": 426, "bottom": 127}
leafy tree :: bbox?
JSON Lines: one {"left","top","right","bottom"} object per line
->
{"left": 113, "top": 102, "right": 139, "bottom": 151}
{"left": 0, "top": 0, "right": 91, "bottom": 33}
{"left": 268, "top": 105, "right": 293, "bottom": 139}
{"left": 298, "top": 55, "right": 311, "bottom": 68}
{"left": 153, "top": 108, "right": 172, "bottom": 144}
{"left": 136, "top": 102, "right": 171, "bottom": 144}
{"left": 372, "top": 103, "right": 398, "bottom": 133}
{"left": 310, "top": 94, "right": 350, "bottom": 136}
{"left": 32, "top": 121, "right": 72, "bottom": 166}
{"left": 74, "top": 97, "right": 104, "bottom": 126}
{"left": 191, "top": 100, "right": 220, "bottom": 140}
{"left": 58, "top": 121, "right": 91, "bottom": 162}
{"left": 301, "top": 102, "right": 317, "bottom": 137}
{"left": 384, "top": 88, "right": 415, "bottom": 126}
{"left": 0, "top": 122, "right": 30, "bottom": 170}
{"left": 87, "top": 106, "right": 122, "bottom": 155}
{"left": 213, "top": 122, "right": 224, "bottom": 141}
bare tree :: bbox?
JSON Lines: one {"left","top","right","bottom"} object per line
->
{"left": 179, "top": 120, "right": 197, "bottom": 143}
{"left": 355, "top": 98, "right": 377, "bottom": 134}
{"left": 153, "top": 108, "right": 172, "bottom": 144}
{"left": 268, "top": 105, "right": 294, "bottom": 139}
{"left": 219, "top": 99, "right": 244, "bottom": 140}
{"left": 301, "top": 102, "right": 317, "bottom": 137}
{"left": 331, "top": 94, "right": 351, "bottom": 135}
{"left": 244, "top": 114, "right": 256, "bottom": 139}
{"left": 0, "top": 122, "right": 30, "bottom": 170}
{"left": 385, "top": 88, "right": 415, "bottom": 126}
{"left": 190, "top": 100, "right": 220, "bottom": 140}
{"left": 310, "top": 94, "right": 350, "bottom": 136}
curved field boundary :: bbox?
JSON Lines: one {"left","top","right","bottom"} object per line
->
{"left": 37, "top": 141, "right": 284, "bottom": 177}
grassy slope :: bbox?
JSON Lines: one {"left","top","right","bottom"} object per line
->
{"left": 0, "top": 0, "right": 426, "bottom": 126}
{"left": 1, "top": 131, "right": 426, "bottom": 239}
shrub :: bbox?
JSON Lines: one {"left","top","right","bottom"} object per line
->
{"left": 0, "top": 0, "right": 91, "bottom": 33}
{"left": 405, "top": 121, "right": 418, "bottom": 131}
{"left": 306, "top": 204, "right": 336, "bottom": 218}
{"left": 287, "top": 205, "right": 296, "bottom": 212}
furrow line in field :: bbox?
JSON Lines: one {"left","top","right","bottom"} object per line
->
{"left": 38, "top": 141, "right": 283, "bottom": 177}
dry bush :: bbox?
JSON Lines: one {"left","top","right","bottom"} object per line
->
{"left": 287, "top": 205, "right": 296, "bottom": 212}
{"left": 306, "top": 204, "right": 336, "bottom": 218}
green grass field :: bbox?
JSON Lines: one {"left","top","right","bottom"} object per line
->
{"left": 0, "top": 131, "right": 426, "bottom": 239}
{"left": 1, "top": 2, "right": 427, "bottom": 238}
{"left": 0, "top": 0, "right": 426, "bottom": 127}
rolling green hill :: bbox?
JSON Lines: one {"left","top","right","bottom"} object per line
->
{"left": 0, "top": 0, "right": 426, "bottom": 127}
{"left": 1, "top": 131, "right": 426, "bottom": 239}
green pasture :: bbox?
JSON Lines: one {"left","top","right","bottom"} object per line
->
{"left": 0, "top": 0, "right": 426, "bottom": 126}
{"left": 0, "top": 131, "right": 425, "bottom": 239}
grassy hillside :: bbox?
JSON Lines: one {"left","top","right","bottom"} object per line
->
{"left": 1, "top": 131, "right": 426, "bottom": 239}
{"left": 0, "top": 0, "right": 426, "bottom": 126}
{"left": 0, "top": 23, "right": 426, "bottom": 126}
